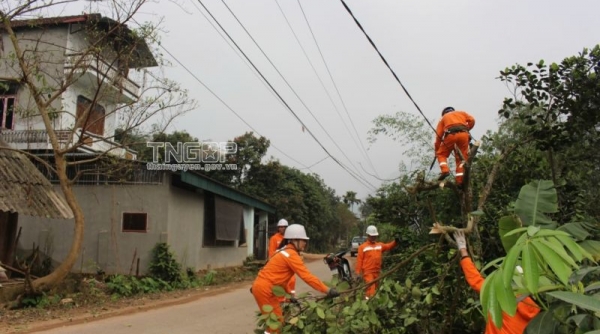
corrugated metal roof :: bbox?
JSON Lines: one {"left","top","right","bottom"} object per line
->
{"left": 0, "top": 147, "right": 73, "bottom": 219}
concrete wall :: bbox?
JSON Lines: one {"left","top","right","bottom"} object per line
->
{"left": 17, "top": 182, "right": 170, "bottom": 275}
{"left": 1, "top": 24, "right": 120, "bottom": 136}
{"left": 165, "top": 177, "right": 254, "bottom": 270}
{"left": 1, "top": 27, "right": 68, "bottom": 131}
{"left": 17, "top": 174, "right": 261, "bottom": 275}
{"left": 166, "top": 181, "right": 204, "bottom": 270}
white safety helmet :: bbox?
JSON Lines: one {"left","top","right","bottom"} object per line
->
{"left": 284, "top": 224, "right": 310, "bottom": 240}
{"left": 366, "top": 225, "right": 379, "bottom": 236}
{"left": 277, "top": 219, "right": 289, "bottom": 227}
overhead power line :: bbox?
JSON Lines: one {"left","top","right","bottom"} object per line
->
{"left": 114, "top": 2, "right": 310, "bottom": 170}
{"left": 338, "top": 0, "right": 436, "bottom": 134}
{"left": 274, "top": 0, "right": 380, "bottom": 178}
{"left": 217, "top": 0, "right": 375, "bottom": 190}
{"left": 296, "top": 0, "right": 381, "bottom": 178}
{"left": 195, "top": 0, "right": 377, "bottom": 191}
{"left": 339, "top": 0, "right": 463, "bottom": 180}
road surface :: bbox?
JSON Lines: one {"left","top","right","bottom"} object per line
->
{"left": 35, "top": 254, "right": 352, "bottom": 334}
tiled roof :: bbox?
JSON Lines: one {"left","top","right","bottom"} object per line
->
{"left": 0, "top": 146, "right": 73, "bottom": 219}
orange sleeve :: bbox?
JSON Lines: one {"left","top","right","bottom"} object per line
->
{"left": 463, "top": 112, "right": 475, "bottom": 130}
{"left": 517, "top": 297, "right": 540, "bottom": 320}
{"left": 355, "top": 244, "right": 363, "bottom": 275}
{"left": 435, "top": 120, "right": 445, "bottom": 151}
{"left": 382, "top": 240, "right": 397, "bottom": 252}
{"left": 268, "top": 235, "right": 279, "bottom": 258}
{"left": 460, "top": 257, "right": 484, "bottom": 293}
{"left": 288, "top": 252, "right": 329, "bottom": 293}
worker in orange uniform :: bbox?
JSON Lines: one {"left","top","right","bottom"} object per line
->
{"left": 355, "top": 225, "right": 398, "bottom": 299}
{"left": 434, "top": 106, "right": 475, "bottom": 185}
{"left": 268, "top": 219, "right": 296, "bottom": 298}
{"left": 453, "top": 231, "right": 540, "bottom": 333}
{"left": 252, "top": 224, "right": 339, "bottom": 333}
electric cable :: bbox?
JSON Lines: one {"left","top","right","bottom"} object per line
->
{"left": 296, "top": 0, "right": 381, "bottom": 178}
{"left": 218, "top": 0, "right": 374, "bottom": 189}
{"left": 275, "top": 0, "right": 380, "bottom": 178}
{"left": 339, "top": 0, "right": 465, "bottom": 180}
{"left": 196, "top": 0, "right": 377, "bottom": 191}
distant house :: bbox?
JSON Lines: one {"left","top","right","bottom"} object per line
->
{"left": 18, "top": 160, "right": 275, "bottom": 274}
{"left": 0, "top": 13, "right": 153, "bottom": 158}
{"left": 0, "top": 14, "right": 275, "bottom": 275}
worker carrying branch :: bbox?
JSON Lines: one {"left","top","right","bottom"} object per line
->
{"left": 434, "top": 106, "right": 475, "bottom": 186}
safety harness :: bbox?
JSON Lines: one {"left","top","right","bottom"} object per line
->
{"left": 443, "top": 125, "right": 470, "bottom": 138}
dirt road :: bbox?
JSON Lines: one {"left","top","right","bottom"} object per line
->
{"left": 30, "top": 254, "right": 353, "bottom": 334}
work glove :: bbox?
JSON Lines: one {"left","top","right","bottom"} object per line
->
{"left": 453, "top": 230, "right": 467, "bottom": 250}
{"left": 327, "top": 288, "right": 340, "bottom": 298}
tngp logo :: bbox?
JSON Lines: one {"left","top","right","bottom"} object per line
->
{"left": 146, "top": 142, "right": 237, "bottom": 163}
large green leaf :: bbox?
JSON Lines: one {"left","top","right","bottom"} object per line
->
{"left": 541, "top": 237, "right": 578, "bottom": 268}
{"left": 579, "top": 240, "right": 600, "bottom": 261}
{"left": 494, "top": 268, "right": 517, "bottom": 317}
{"left": 502, "top": 243, "right": 523, "bottom": 287}
{"left": 547, "top": 291, "right": 600, "bottom": 312}
{"left": 499, "top": 215, "right": 522, "bottom": 253}
{"left": 557, "top": 223, "right": 590, "bottom": 241}
{"left": 531, "top": 239, "right": 572, "bottom": 286}
{"left": 522, "top": 243, "right": 540, "bottom": 293}
{"left": 481, "top": 270, "right": 504, "bottom": 329}
{"left": 525, "top": 310, "right": 559, "bottom": 334}
{"left": 556, "top": 235, "right": 593, "bottom": 262}
{"left": 514, "top": 180, "right": 558, "bottom": 228}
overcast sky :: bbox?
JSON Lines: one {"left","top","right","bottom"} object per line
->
{"left": 15, "top": 0, "right": 600, "bottom": 201}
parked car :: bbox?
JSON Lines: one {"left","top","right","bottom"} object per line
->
{"left": 350, "top": 236, "right": 367, "bottom": 257}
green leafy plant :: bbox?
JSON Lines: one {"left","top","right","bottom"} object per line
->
{"left": 484, "top": 180, "right": 600, "bottom": 333}
{"left": 148, "top": 243, "right": 183, "bottom": 284}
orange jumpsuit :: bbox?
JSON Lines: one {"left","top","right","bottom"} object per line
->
{"left": 461, "top": 257, "right": 540, "bottom": 334}
{"left": 252, "top": 244, "right": 329, "bottom": 333}
{"left": 434, "top": 111, "right": 475, "bottom": 185}
{"left": 268, "top": 233, "right": 296, "bottom": 296}
{"left": 355, "top": 239, "right": 397, "bottom": 297}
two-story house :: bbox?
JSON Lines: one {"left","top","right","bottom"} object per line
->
{"left": 0, "top": 14, "right": 274, "bottom": 275}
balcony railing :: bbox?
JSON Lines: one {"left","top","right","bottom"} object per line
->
{"left": 65, "top": 53, "right": 141, "bottom": 102}
{"left": 0, "top": 129, "right": 137, "bottom": 160}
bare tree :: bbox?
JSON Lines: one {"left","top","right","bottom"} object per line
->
{"left": 0, "top": 0, "right": 195, "bottom": 298}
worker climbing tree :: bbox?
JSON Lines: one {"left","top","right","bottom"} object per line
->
{"left": 434, "top": 107, "right": 476, "bottom": 186}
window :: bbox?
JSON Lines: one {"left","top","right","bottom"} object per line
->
{"left": 203, "top": 193, "right": 243, "bottom": 247}
{"left": 76, "top": 95, "right": 105, "bottom": 136}
{"left": 0, "top": 82, "right": 17, "bottom": 130}
{"left": 122, "top": 212, "right": 147, "bottom": 232}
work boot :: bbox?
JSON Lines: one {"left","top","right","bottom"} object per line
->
{"left": 438, "top": 172, "right": 450, "bottom": 181}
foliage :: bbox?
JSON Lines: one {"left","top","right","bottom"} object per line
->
{"left": 357, "top": 45, "right": 600, "bottom": 333}
{"left": 20, "top": 293, "right": 62, "bottom": 309}
{"left": 106, "top": 275, "right": 169, "bottom": 297}
{"left": 498, "top": 45, "right": 600, "bottom": 221}
{"left": 148, "top": 243, "right": 183, "bottom": 284}
{"left": 484, "top": 180, "right": 600, "bottom": 333}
